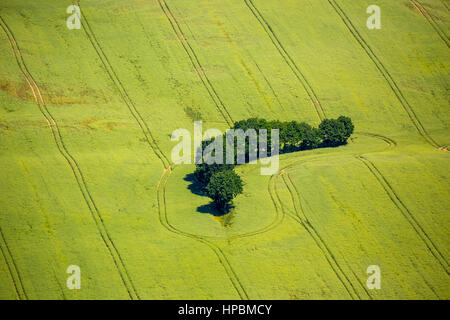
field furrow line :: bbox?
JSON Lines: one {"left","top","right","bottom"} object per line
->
{"left": 410, "top": 0, "right": 449, "bottom": 48}
{"left": 51, "top": 266, "right": 67, "bottom": 300}
{"left": 252, "top": 60, "right": 285, "bottom": 110}
{"left": 355, "top": 132, "right": 397, "bottom": 147}
{"left": 328, "top": 0, "right": 442, "bottom": 149}
{"left": 157, "top": 1, "right": 285, "bottom": 241}
{"left": 76, "top": 1, "right": 251, "bottom": 299}
{"left": 156, "top": 168, "right": 249, "bottom": 300}
{"left": 222, "top": 174, "right": 285, "bottom": 241}
{"left": 275, "top": 132, "right": 398, "bottom": 299}
{"left": 243, "top": 0, "right": 326, "bottom": 121}
{"left": 0, "top": 228, "right": 28, "bottom": 300}
{"left": 280, "top": 173, "right": 366, "bottom": 300}
{"left": 158, "top": 0, "right": 234, "bottom": 127}
{"left": 0, "top": 16, "right": 140, "bottom": 300}
{"left": 75, "top": 0, "right": 170, "bottom": 169}
{"left": 443, "top": 0, "right": 450, "bottom": 11}
{"left": 356, "top": 155, "right": 449, "bottom": 275}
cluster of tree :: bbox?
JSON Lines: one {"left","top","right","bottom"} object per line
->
{"left": 233, "top": 115, "right": 354, "bottom": 152}
{"left": 194, "top": 163, "right": 242, "bottom": 213}
{"left": 194, "top": 116, "right": 353, "bottom": 211}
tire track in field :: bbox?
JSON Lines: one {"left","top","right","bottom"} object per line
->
{"left": 279, "top": 173, "right": 365, "bottom": 300}
{"left": 156, "top": 168, "right": 249, "bottom": 300}
{"left": 76, "top": 1, "right": 249, "bottom": 299}
{"left": 443, "top": 0, "right": 450, "bottom": 11}
{"left": 355, "top": 132, "right": 397, "bottom": 147}
{"left": 274, "top": 133, "right": 398, "bottom": 299}
{"left": 409, "top": 0, "right": 450, "bottom": 48}
{"left": 328, "top": 0, "right": 442, "bottom": 149}
{"left": 243, "top": 0, "right": 326, "bottom": 121}
{"left": 74, "top": 0, "right": 170, "bottom": 169}
{"left": 157, "top": 0, "right": 287, "bottom": 240}
{"left": 252, "top": 60, "right": 285, "bottom": 111}
{"left": 157, "top": 166, "right": 286, "bottom": 299}
{"left": 0, "top": 15, "right": 140, "bottom": 300}
{"left": 158, "top": 0, "right": 234, "bottom": 127}
{"left": 355, "top": 155, "right": 449, "bottom": 275}
{"left": 158, "top": 167, "right": 285, "bottom": 242}
{"left": 0, "top": 228, "right": 27, "bottom": 300}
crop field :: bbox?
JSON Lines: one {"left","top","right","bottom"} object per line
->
{"left": 0, "top": 0, "right": 448, "bottom": 300}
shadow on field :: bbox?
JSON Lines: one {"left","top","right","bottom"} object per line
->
{"left": 198, "top": 203, "right": 236, "bottom": 228}
{"left": 197, "top": 203, "right": 229, "bottom": 217}
{"left": 184, "top": 173, "right": 207, "bottom": 197}
{"left": 184, "top": 173, "right": 232, "bottom": 217}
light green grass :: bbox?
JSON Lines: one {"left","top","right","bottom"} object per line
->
{"left": 0, "top": 0, "right": 448, "bottom": 299}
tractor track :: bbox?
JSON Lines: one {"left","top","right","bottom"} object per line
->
{"left": 224, "top": 173, "right": 285, "bottom": 241}
{"left": 355, "top": 155, "right": 449, "bottom": 275}
{"left": 252, "top": 60, "right": 285, "bottom": 110}
{"left": 355, "top": 132, "right": 397, "bottom": 147}
{"left": 0, "top": 228, "right": 27, "bottom": 300}
{"left": 328, "top": 0, "right": 442, "bottom": 149}
{"left": 0, "top": 15, "right": 140, "bottom": 300}
{"left": 74, "top": 0, "right": 170, "bottom": 169}
{"left": 156, "top": 168, "right": 249, "bottom": 300}
{"left": 76, "top": 1, "right": 251, "bottom": 299}
{"left": 279, "top": 172, "right": 366, "bottom": 300}
{"left": 158, "top": 170, "right": 285, "bottom": 242}
{"left": 409, "top": 0, "right": 449, "bottom": 48}
{"left": 158, "top": 0, "right": 234, "bottom": 127}
{"left": 51, "top": 266, "right": 67, "bottom": 300}
{"left": 157, "top": 1, "right": 286, "bottom": 241}
{"left": 243, "top": 0, "right": 326, "bottom": 121}
{"left": 272, "top": 132, "right": 399, "bottom": 299}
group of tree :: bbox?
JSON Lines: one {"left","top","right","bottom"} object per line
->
{"left": 233, "top": 115, "right": 354, "bottom": 152}
{"left": 194, "top": 116, "right": 354, "bottom": 212}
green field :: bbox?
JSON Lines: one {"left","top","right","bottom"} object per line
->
{"left": 0, "top": 0, "right": 448, "bottom": 299}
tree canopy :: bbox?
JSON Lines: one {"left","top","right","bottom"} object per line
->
{"left": 318, "top": 116, "right": 354, "bottom": 147}
{"left": 193, "top": 116, "right": 354, "bottom": 210}
{"left": 205, "top": 170, "right": 243, "bottom": 211}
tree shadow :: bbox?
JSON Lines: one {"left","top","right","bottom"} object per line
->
{"left": 184, "top": 173, "right": 233, "bottom": 217}
{"left": 196, "top": 202, "right": 234, "bottom": 217}
{"left": 184, "top": 173, "right": 207, "bottom": 197}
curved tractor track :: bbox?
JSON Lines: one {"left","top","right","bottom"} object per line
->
{"left": 280, "top": 171, "right": 370, "bottom": 300}
{"left": 273, "top": 133, "right": 395, "bottom": 300}
{"left": 328, "top": 0, "right": 443, "bottom": 150}
{"left": 243, "top": 0, "right": 326, "bottom": 121}
{"left": 355, "top": 155, "right": 449, "bottom": 275}
{"left": 409, "top": 0, "right": 449, "bottom": 48}
{"left": 279, "top": 133, "right": 446, "bottom": 298}
{"left": 0, "top": 15, "right": 140, "bottom": 300}
{"left": 157, "top": 162, "right": 289, "bottom": 299}
{"left": 76, "top": 1, "right": 249, "bottom": 299}
{"left": 161, "top": 172, "right": 285, "bottom": 242}
{"left": 157, "top": 0, "right": 234, "bottom": 127}
{"left": 156, "top": 168, "right": 249, "bottom": 299}
{"left": 0, "top": 228, "right": 28, "bottom": 300}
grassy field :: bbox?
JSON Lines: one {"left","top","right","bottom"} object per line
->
{"left": 0, "top": 0, "right": 448, "bottom": 299}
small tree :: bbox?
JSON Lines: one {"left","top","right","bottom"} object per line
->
{"left": 194, "top": 163, "right": 234, "bottom": 187}
{"left": 205, "top": 170, "right": 243, "bottom": 212}
{"left": 337, "top": 116, "right": 354, "bottom": 139}
{"left": 300, "top": 126, "right": 321, "bottom": 150}
{"left": 318, "top": 117, "right": 353, "bottom": 147}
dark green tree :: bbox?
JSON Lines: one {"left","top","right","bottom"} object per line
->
{"left": 300, "top": 126, "right": 321, "bottom": 150}
{"left": 205, "top": 170, "right": 243, "bottom": 212}
{"left": 337, "top": 116, "right": 354, "bottom": 139}
{"left": 194, "top": 163, "right": 234, "bottom": 187}
{"left": 318, "top": 117, "right": 353, "bottom": 147}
